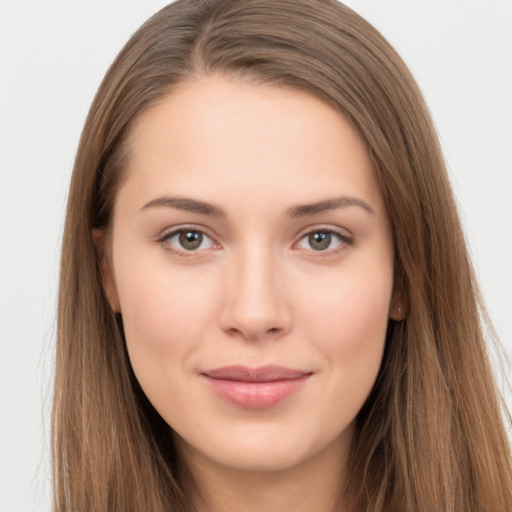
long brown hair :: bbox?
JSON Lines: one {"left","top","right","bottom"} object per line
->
{"left": 53, "top": 1, "right": 512, "bottom": 510}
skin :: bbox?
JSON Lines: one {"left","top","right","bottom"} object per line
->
{"left": 97, "top": 76, "right": 398, "bottom": 512}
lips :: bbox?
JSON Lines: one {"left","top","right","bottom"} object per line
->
{"left": 201, "top": 365, "right": 312, "bottom": 409}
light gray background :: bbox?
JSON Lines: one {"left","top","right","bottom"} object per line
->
{"left": 1, "top": 1, "right": 511, "bottom": 511}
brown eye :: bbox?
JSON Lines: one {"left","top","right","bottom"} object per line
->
{"left": 161, "top": 229, "right": 216, "bottom": 254}
{"left": 178, "top": 230, "right": 203, "bottom": 250}
{"left": 296, "top": 229, "right": 352, "bottom": 254}
{"left": 308, "top": 231, "right": 331, "bottom": 251}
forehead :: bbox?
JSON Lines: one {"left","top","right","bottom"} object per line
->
{"left": 118, "top": 76, "right": 384, "bottom": 216}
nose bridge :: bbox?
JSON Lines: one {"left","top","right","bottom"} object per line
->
{"left": 221, "top": 241, "right": 290, "bottom": 340}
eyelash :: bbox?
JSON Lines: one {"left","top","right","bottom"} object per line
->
{"left": 156, "top": 226, "right": 353, "bottom": 257}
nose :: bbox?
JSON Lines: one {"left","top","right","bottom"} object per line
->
{"left": 220, "top": 246, "right": 292, "bottom": 341}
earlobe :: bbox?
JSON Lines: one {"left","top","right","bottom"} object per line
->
{"left": 389, "top": 287, "right": 407, "bottom": 321}
{"left": 92, "top": 228, "right": 121, "bottom": 313}
{"left": 389, "top": 304, "right": 404, "bottom": 321}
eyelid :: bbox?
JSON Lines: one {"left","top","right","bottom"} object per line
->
{"left": 294, "top": 223, "right": 353, "bottom": 240}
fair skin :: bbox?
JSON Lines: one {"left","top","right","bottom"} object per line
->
{"left": 96, "top": 76, "right": 398, "bottom": 512}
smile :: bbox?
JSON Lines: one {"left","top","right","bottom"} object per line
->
{"left": 201, "top": 365, "right": 313, "bottom": 409}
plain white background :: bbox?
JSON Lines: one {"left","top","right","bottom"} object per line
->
{"left": 1, "top": 1, "right": 511, "bottom": 510}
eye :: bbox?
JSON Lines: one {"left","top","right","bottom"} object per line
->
{"left": 160, "top": 228, "right": 217, "bottom": 254}
{"left": 295, "top": 229, "right": 351, "bottom": 252}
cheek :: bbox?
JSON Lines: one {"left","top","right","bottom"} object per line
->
{"left": 113, "top": 254, "right": 218, "bottom": 377}
{"left": 300, "top": 262, "right": 392, "bottom": 346}
{"left": 297, "top": 263, "right": 392, "bottom": 398}
{"left": 116, "top": 266, "right": 220, "bottom": 423}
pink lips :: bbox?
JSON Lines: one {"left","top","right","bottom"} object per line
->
{"left": 202, "top": 365, "right": 312, "bottom": 409}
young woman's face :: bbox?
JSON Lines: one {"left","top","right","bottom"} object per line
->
{"left": 103, "top": 77, "right": 396, "bottom": 475}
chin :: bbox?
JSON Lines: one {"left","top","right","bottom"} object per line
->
{"left": 174, "top": 419, "right": 353, "bottom": 475}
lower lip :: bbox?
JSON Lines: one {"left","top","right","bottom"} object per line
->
{"left": 204, "top": 375, "right": 310, "bottom": 409}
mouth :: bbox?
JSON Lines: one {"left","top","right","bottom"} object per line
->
{"left": 201, "top": 365, "right": 313, "bottom": 409}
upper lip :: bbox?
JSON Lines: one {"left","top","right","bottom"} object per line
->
{"left": 202, "top": 365, "right": 312, "bottom": 382}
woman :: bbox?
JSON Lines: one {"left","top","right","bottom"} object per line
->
{"left": 52, "top": 0, "right": 512, "bottom": 510}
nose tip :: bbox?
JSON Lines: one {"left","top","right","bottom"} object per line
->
{"left": 220, "top": 254, "right": 291, "bottom": 341}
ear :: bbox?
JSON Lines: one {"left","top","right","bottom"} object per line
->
{"left": 92, "top": 229, "right": 121, "bottom": 313}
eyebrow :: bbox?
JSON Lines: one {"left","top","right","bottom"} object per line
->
{"left": 140, "top": 195, "right": 374, "bottom": 217}
{"left": 140, "top": 196, "right": 226, "bottom": 216}
{"left": 287, "top": 196, "right": 374, "bottom": 217}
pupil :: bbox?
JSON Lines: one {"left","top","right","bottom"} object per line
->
{"left": 179, "top": 231, "right": 202, "bottom": 250}
{"left": 309, "top": 232, "right": 331, "bottom": 250}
